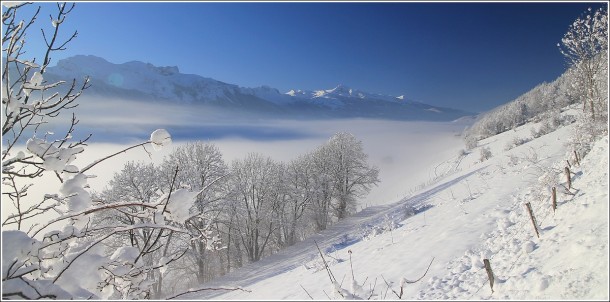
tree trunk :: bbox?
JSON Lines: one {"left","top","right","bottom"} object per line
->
{"left": 233, "top": 237, "right": 243, "bottom": 268}
{"left": 196, "top": 241, "right": 206, "bottom": 283}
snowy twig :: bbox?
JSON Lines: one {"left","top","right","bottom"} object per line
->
{"left": 51, "top": 224, "right": 190, "bottom": 284}
{"left": 79, "top": 141, "right": 151, "bottom": 173}
{"left": 381, "top": 257, "right": 434, "bottom": 299}
{"left": 381, "top": 275, "right": 401, "bottom": 299}
{"left": 314, "top": 240, "right": 344, "bottom": 298}
{"left": 367, "top": 278, "right": 378, "bottom": 300}
{"left": 348, "top": 249, "right": 355, "bottom": 281}
{"left": 300, "top": 284, "right": 314, "bottom": 300}
{"left": 165, "top": 287, "right": 251, "bottom": 300}
{"left": 322, "top": 290, "right": 332, "bottom": 300}
{"left": 31, "top": 201, "right": 162, "bottom": 237}
{"left": 159, "top": 165, "right": 179, "bottom": 218}
{"left": 401, "top": 257, "right": 435, "bottom": 284}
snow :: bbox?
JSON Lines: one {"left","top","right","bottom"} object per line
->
{"left": 53, "top": 245, "right": 111, "bottom": 299}
{"left": 243, "top": 85, "right": 296, "bottom": 105}
{"left": 2, "top": 230, "right": 40, "bottom": 279}
{"left": 285, "top": 89, "right": 306, "bottom": 97}
{"left": 26, "top": 137, "right": 83, "bottom": 173}
{"left": 158, "top": 257, "right": 170, "bottom": 276}
{"left": 110, "top": 246, "right": 140, "bottom": 263}
{"left": 30, "top": 71, "right": 43, "bottom": 86}
{"left": 150, "top": 128, "right": 172, "bottom": 150}
{"left": 181, "top": 111, "right": 608, "bottom": 300}
{"left": 1, "top": 2, "right": 25, "bottom": 8}
{"left": 25, "top": 137, "right": 48, "bottom": 158}
{"left": 162, "top": 188, "right": 198, "bottom": 224}
{"left": 59, "top": 173, "right": 92, "bottom": 213}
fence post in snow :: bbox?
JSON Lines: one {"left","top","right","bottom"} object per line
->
{"left": 525, "top": 202, "right": 540, "bottom": 238}
{"left": 564, "top": 166, "right": 572, "bottom": 190}
{"left": 551, "top": 187, "right": 557, "bottom": 213}
{"left": 574, "top": 150, "right": 581, "bottom": 166}
{"left": 483, "top": 259, "right": 495, "bottom": 293}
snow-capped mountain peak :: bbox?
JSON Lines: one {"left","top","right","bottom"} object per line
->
{"left": 326, "top": 84, "right": 352, "bottom": 94}
{"left": 286, "top": 89, "right": 307, "bottom": 97}
{"left": 310, "top": 84, "right": 366, "bottom": 99}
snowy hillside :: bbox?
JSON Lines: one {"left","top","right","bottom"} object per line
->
{"left": 178, "top": 106, "right": 608, "bottom": 300}
{"left": 464, "top": 66, "right": 577, "bottom": 141}
{"left": 44, "top": 55, "right": 474, "bottom": 121}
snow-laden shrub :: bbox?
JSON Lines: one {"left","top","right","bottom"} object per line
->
{"left": 463, "top": 135, "right": 478, "bottom": 150}
{"left": 507, "top": 153, "right": 520, "bottom": 167}
{"left": 567, "top": 110, "right": 608, "bottom": 158}
{"left": 504, "top": 136, "right": 530, "bottom": 151}
{"left": 479, "top": 147, "right": 493, "bottom": 162}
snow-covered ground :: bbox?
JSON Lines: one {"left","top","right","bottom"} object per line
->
{"left": 178, "top": 109, "right": 608, "bottom": 300}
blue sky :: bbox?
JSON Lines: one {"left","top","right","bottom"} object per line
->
{"left": 13, "top": 1, "right": 607, "bottom": 112}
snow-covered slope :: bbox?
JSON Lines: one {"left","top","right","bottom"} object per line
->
{"left": 179, "top": 106, "right": 608, "bottom": 300}
{"left": 44, "top": 55, "right": 474, "bottom": 121}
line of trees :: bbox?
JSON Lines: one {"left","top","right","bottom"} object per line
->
{"left": 94, "top": 134, "right": 380, "bottom": 296}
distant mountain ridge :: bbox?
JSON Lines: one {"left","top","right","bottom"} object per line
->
{"left": 45, "top": 55, "right": 475, "bottom": 121}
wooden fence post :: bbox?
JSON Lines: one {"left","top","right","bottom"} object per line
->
{"left": 574, "top": 150, "right": 581, "bottom": 166}
{"left": 525, "top": 202, "right": 540, "bottom": 238}
{"left": 564, "top": 166, "right": 572, "bottom": 190}
{"left": 551, "top": 187, "right": 557, "bottom": 213}
{"left": 483, "top": 259, "right": 495, "bottom": 293}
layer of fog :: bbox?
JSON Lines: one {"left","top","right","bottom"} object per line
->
{"left": 3, "top": 97, "right": 472, "bottom": 228}
{"left": 75, "top": 119, "right": 467, "bottom": 207}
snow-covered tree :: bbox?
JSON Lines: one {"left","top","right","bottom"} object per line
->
{"left": 159, "top": 142, "right": 229, "bottom": 284}
{"left": 308, "top": 144, "right": 336, "bottom": 231}
{"left": 94, "top": 162, "right": 167, "bottom": 298}
{"left": 276, "top": 155, "right": 316, "bottom": 247}
{"left": 227, "top": 153, "right": 283, "bottom": 262}
{"left": 559, "top": 7, "right": 609, "bottom": 155}
{"left": 323, "top": 132, "right": 380, "bottom": 220}
{"left": 559, "top": 7, "right": 608, "bottom": 122}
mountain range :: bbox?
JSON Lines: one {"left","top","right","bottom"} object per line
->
{"left": 44, "top": 55, "right": 475, "bottom": 121}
